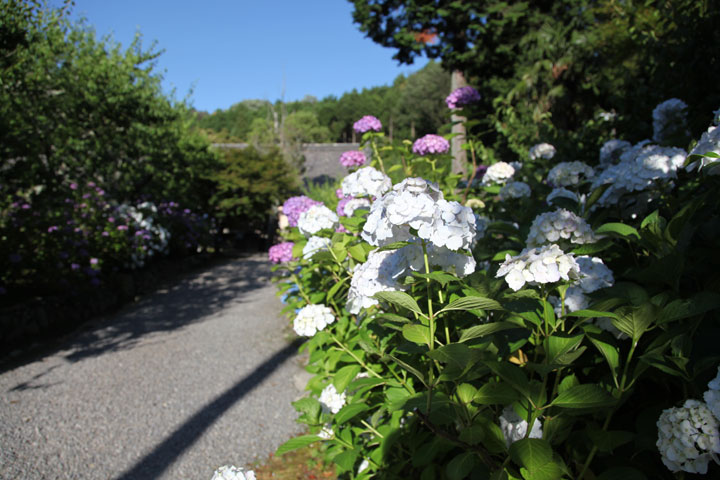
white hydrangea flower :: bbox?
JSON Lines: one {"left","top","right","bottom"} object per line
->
{"left": 362, "top": 178, "right": 476, "bottom": 251}
{"left": 704, "top": 366, "right": 720, "bottom": 421}
{"left": 526, "top": 209, "right": 597, "bottom": 248}
{"left": 297, "top": 205, "right": 338, "bottom": 237}
{"left": 509, "top": 161, "right": 524, "bottom": 172}
{"left": 211, "top": 465, "right": 256, "bottom": 480}
{"left": 529, "top": 143, "right": 556, "bottom": 161}
{"left": 686, "top": 125, "right": 720, "bottom": 174}
{"left": 302, "top": 236, "right": 331, "bottom": 260}
{"left": 653, "top": 98, "right": 690, "bottom": 144}
{"left": 482, "top": 162, "right": 516, "bottom": 185}
{"left": 346, "top": 248, "right": 409, "bottom": 314}
{"left": 341, "top": 166, "right": 392, "bottom": 198}
{"left": 575, "top": 256, "right": 614, "bottom": 293}
{"left": 592, "top": 143, "right": 687, "bottom": 207}
{"left": 357, "top": 459, "right": 370, "bottom": 474}
{"left": 319, "top": 384, "right": 346, "bottom": 414}
{"left": 496, "top": 244, "right": 581, "bottom": 291}
{"left": 429, "top": 199, "right": 477, "bottom": 250}
{"left": 499, "top": 181, "right": 531, "bottom": 200}
{"left": 499, "top": 406, "right": 543, "bottom": 447}
{"left": 547, "top": 161, "right": 594, "bottom": 187}
{"left": 599, "top": 139, "right": 632, "bottom": 165}
{"left": 656, "top": 399, "right": 720, "bottom": 474}
{"left": 546, "top": 188, "right": 579, "bottom": 205}
{"left": 293, "top": 304, "right": 336, "bottom": 337}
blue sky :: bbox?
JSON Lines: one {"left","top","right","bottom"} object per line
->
{"left": 51, "top": 0, "right": 429, "bottom": 112}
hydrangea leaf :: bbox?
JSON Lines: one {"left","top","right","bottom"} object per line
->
{"left": 595, "top": 222, "right": 640, "bottom": 239}
{"left": 402, "top": 323, "right": 431, "bottom": 346}
{"left": 508, "top": 438, "right": 553, "bottom": 473}
{"left": 334, "top": 364, "right": 362, "bottom": 392}
{"left": 550, "top": 384, "right": 615, "bottom": 409}
{"left": 446, "top": 452, "right": 477, "bottom": 480}
{"left": 437, "top": 295, "right": 503, "bottom": 314}
{"left": 375, "top": 291, "right": 424, "bottom": 316}
{"left": 335, "top": 403, "right": 370, "bottom": 424}
{"left": 276, "top": 434, "right": 321, "bottom": 455}
{"left": 459, "top": 321, "right": 524, "bottom": 343}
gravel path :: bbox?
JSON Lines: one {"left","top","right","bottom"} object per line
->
{"left": 0, "top": 254, "right": 309, "bottom": 480}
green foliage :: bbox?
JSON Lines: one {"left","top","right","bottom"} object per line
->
{"left": 209, "top": 146, "right": 298, "bottom": 232}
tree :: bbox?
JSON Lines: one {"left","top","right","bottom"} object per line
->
{"left": 349, "top": 0, "right": 720, "bottom": 159}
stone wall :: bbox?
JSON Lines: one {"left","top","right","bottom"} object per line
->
{"left": 213, "top": 143, "right": 361, "bottom": 184}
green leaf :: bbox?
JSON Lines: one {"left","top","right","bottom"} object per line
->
{"left": 456, "top": 383, "right": 477, "bottom": 404}
{"left": 335, "top": 403, "right": 370, "bottom": 424}
{"left": 458, "top": 425, "right": 485, "bottom": 445}
{"left": 386, "top": 354, "right": 427, "bottom": 387}
{"left": 276, "top": 434, "right": 320, "bottom": 455}
{"left": 334, "top": 364, "right": 362, "bottom": 392}
{"left": 427, "top": 343, "right": 473, "bottom": 370}
{"left": 567, "top": 309, "right": 620, "bottom": 320}
{"left": 348, "top": 244, "right": 369, "bottom": 262}
{"left": 585, "top": 183, "right": 611, "bottom": 211}
{"left": 437, "top": 295, "right": 503, "bottom": 314}
{"left": 377, "top": 241, "right": 413, "bottom": 252}
{"left": 446, "top": 452, "right": 476, "bottom": 480}
{"left": 595, "top": 222, "right": 640, "bottom": 239}
{"left": 509, "top": 438, "right": 552, "bottom": 472}
{"left": 659, "top": 292, "right": 720, "bottom": 324}
{"left": 473, "top": 381, "right": 520, "bottom": 405}
{"left": 487, "top": 361, "right": 531, "bottom": 399}
{"left": 375, "top": 291, "right": 424, "bottom": 316}
{"left": 403, "top": 323, "right": 431, "bottom": 346}
{"left": 544, "top": 333, "right": 584, "bottom": 363}
{"left": 333, "top": 448, "right": 359, "bottom": 472}
{"left": 551, "top": 384, "right": 615, "bottom": 409}
{"left": 612, "top": 303, "right": 657, "bottom": 343}
{"left": 326, "top": 277, "right": 347, "bottom": 304}
{"left": 586, "top": 428, "right": 634, "bottom": 453}
{"left": 460, "top": 321, "right": 524, "bottom": 342}
{"left": 412, "top": 271, "right": 460, "bottom": 286}
{"left": 571, "top": 238, "right": 614, "bottom": 255}
{"left": 587, "top": 333, "right": 620, "bottom": 378}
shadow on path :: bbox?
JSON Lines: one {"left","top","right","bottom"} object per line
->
{"left": 114, "top": 338, "right": 303, "bottom": 480}
{"left": 1, "top": 255, "right": 275, "bottom": 374}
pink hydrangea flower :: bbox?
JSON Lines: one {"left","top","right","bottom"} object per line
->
{"left": 412, "top": 134, "right": 450, "bottom": 155}
{"left": 268, "top": 242, "right": 295, "bottom": 263}
{"left": 353, "top": 115, "right": 382, "bottom": 134}
{"left": 339, "top": 150, "right": 367, "bottom": 168}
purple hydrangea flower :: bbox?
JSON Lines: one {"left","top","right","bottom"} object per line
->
{"left": 412, "top": 134, "right": 450, "bottom": 155}
{"left": 117, "top": 225, "right": 128, "bottom": 231}
{"left": 48, "top": 226, "right": 59, "bottom": 233}
{"left": 71, "top": 263, "right": 80, "bottom": 270}
{"left": 339, "top": 150, "right": 367, "bottom": 168}
{"left": 90, "top": 258, "right": 99, "bottom": 265}
{"left": 446, "top": 86, "right": 481, "bottom": 109}
{"left": 70, "top": 183, "right": 78, "bottom": 190}
{"left": 336, "top": 197, "right": 352, "bottom": 217}
{"left": 282, "top": 195, "right": 322, "bottom": 227}
{"left": 335, "top": 188, "right": 344, "bottom": 199}
{"left": 268, "top": 242, "right": 295, "bottom": 263}
{"left": 474, "top": 165, "right": 488, "bottom": 180}
{"left": 353, "top": 115, "right": 382, "bottom": 134}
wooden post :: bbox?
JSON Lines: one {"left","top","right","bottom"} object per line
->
{"left": 451, "top": 70, "right": 468, "bottom": 176}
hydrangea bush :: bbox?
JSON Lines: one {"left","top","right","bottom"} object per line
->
{"left": 268, "top": 102, "right": 720, "bottom": 479}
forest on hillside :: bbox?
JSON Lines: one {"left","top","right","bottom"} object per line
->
{"left": 191, "top": 61, "right": 451, "bottom": 145}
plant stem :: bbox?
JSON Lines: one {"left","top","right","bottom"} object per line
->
{"left": 331, "top": 334, "right": 382, "bottom": 379}
{"left": 371, "top": 137, "right": 386, "bottom": 175}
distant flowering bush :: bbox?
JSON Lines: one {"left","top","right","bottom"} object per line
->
{"left": 547, "top": 161, "right": 594, "bottom": 187}
{"left": 412, "top": 134, "right": 450, "bottom": 155}
{"left": 496, "top": 243, "right": 580, "bottom": 291}
{"left": 528, "top": 142, "right": 556, "bottom": 160}
{"left": 481, "top": 161, "right": 515, "bottom": 185}
{"left": 445, "top": 85, "right": 481, "bottom": 109}
{"left": 352, "top": 115, "right": 382, "bottom": 134}
{"left": 653, "top": 98, "right": 690, "bottom": 144}
{"left": 526, "top": 208, "right": 597, "bottom": 247}
{"left": 498, "top": 181, "right": 531, "bottom": 200}
{"left": 338, "top": 150, "right": 367, "bottom": 168}
{"left": 268, "top": 241, "right": 295, "bottom": 264}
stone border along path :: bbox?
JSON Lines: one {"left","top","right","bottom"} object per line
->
{"left": 0, "top": 253, "right": 311, "bottom": 480}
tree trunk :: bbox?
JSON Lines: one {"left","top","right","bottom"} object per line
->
{"left": 451, "top": 70, "right": 468, "bottom": 176}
